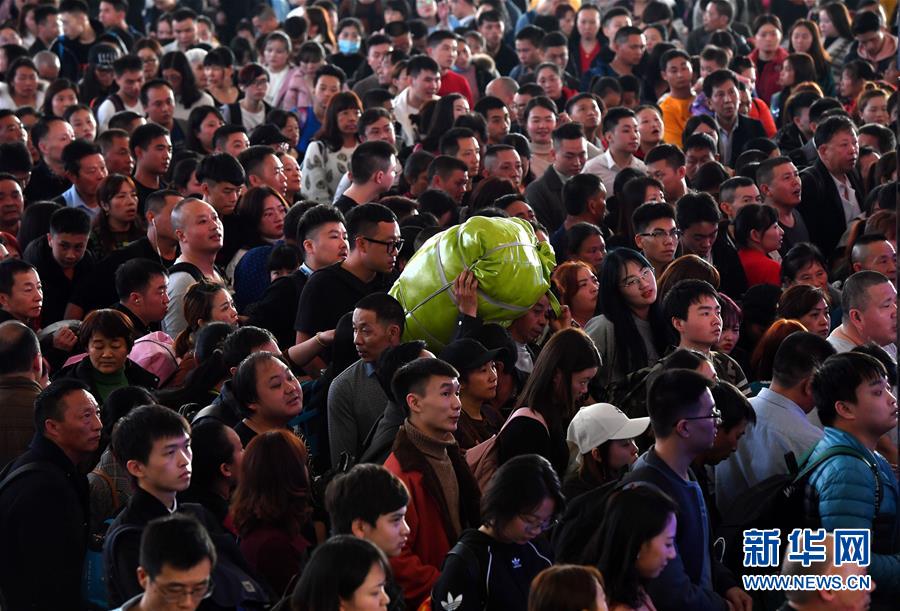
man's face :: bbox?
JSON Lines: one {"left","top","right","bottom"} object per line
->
{"left": 512, "top": 93, "right": 533, "bottom": 125}
{"left": 536, "top": 67, "right": 562, "bottom": 100}
{"left": 554, "top": 137, "right": 587, "bottom": 177}
{"left": 60, "top": 10, "right": 86, "bottom": 39}
{"left": 220, "top": 132, "right": 249, "bottom": 157}
{"left": 104, "top": 135, "right": 134, "bottom": 176}
{"left": 605, "top": 116, "right": 640, "bottom": 155}
{"left": 543, "top": 45, "right": 568, "bottom": 70}
{"left": 681, "top": 221, "right": 719, "bottom": 259}
{"left": 313, "top": 75, "right": 340, "bottom": 111}
{"left": 703, "top": 3, "right": 726, "bottom": 31}
{"left": 435, "top": 169, "right": 469, "bottom": 203}
{"left": 479, "top": 19, "right": 503, "bottom": 48}
{"left": 485, "top": 149, "right": 522, "bottom": 187}
{"left": 174, "top": 17, "right": 197, "bottom": 48}
{"left": 139, "top": 559, "right": 213, "bottom": 611}
{"left": 136, "top": 273, "right": 170, "bottom": 323}
{"left": 709, "top": 79, "right": 739, "bottom": 123}
{"left": 856, "top": 241, "right": 897, "bottom": 278}
{"left": 515, "top": 39, "right": 540, "bottom": 68}
{"left": 410, "top": 375, "right": 462, "bottom": 435}
{"left": 484, "top": 107, "right": 511, "bottom": 143}
{"left": 509, "top": 295, "right": 550, "bottom": 343}
{"left": 0, "top": 178, "right": 23, "bottom": 230}
{"left": 38, "top": 13, "right": 62, "bottom": 40}
{"left": 145, "top": 85, "right": 176, "bottom": 127}
{"left": 856, "top": 282, "right": 898, "bottom": 346}
{"left": 48, "top": 389, "right": 102, "bottom": 459}
{"left": 137, "top": 135, "right": 173, "bottom": 177}
{"left": 820, "top": 129, "right": 860, "bottom": 175}
{"left": 663, "top": 56, "right": 696, "bottom": 87}
{"left": 849, "top": 374, "right": 898, "bottom": 441}
{"left": 615, "top": 34, "right": 646, "bottom": 66}
{"left": 455, "top": 137, "right": 480, "bottom": 177}
{"left": 201, "top": 180, "right": 242, "bottom": 217}
{"left": 674, "top": 294, "right": 723, "bottom": 349}
{"left": 720, "top": 184, "right": 760, "bottom": 219}
{"left": 685, "top": 146, "right": 715, "bottom": 181}
{"left": 352, "top": 307, "right": 398, "bottom": 363}
{"left": 71, "top": 153, "right": 108, "bottom": 198}
{"left": 647, "top": 160, "right": 685, "bottom": 199}
{"left": 135, "top": 432, "right": 192, "bottom": 494}
{"left": 363, "top": 117, "right": 396, "bottom": 146}
{"left": 361, "top": 506, "right": 410, "bottom": 557}
{"left": 177, "top": 200, "right": 224, "bottom": 253}
{"left": 430, "top": 38, "right": 458, "bottom": 72}
{"left": 367, "top": 43, "right": 391, "bottom": 72}
{"left": 635, "top": 217, "right": 678, "bottom": 266}
{"left": 601, "top": 14, "right": 631, "bottom": 40}
{"left": 0, "top": 268, "right": 42, "bottom": 320}
{"left": 0, "top": 113, "right": 26, "bottom": 144}
{"left": 411, "top": 69, "right": 440, "bottom": 99}
{"left": 98, "top": 2, "right": 121, "bottom": 27}
{"left": 359, "top": 220, "right": 402, "bottom": 274}
{"left": 637, "top": 108, "right": 663, "bottom": 147}
{"left": 706, "top": 420, "right": 746, "bottom": 464}
{"left": 253, "top": 154, "right": 287, "bottom": 196}
{"left": 306, "top": 221, "right": 349, "bottom": 269}
{"left": 569, "top": 98, "right": 600, "bottom": 131}
{"left": 40, "top": 120, "right": 75, "bottom": 165}
{"left": 526, "top": 106, "right": 556, "bottom": 145}
{"left": 48, "top": 231, "right": 88, "bottom": 269}
{"left": 856, "top": 30, "right": 885, "bottom": 58}
{"left": 763, "top": 161, "right": 801, "bottom": 207}
{"left": 115, "top": 69, "right": 144, "bottom": 101}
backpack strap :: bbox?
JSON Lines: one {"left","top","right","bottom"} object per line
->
{"left": 499, "top": 407, "right": 547, "bottom": 435}
{"left": 0, "top": 461, "right": 58, "bottom": 495}
{"left": 446, "top": 536, "right": 488, "bottom": 608}
{"left": 167, "top": 262, "right": 206, "bottom": 283}
{"left": 91, "top": 467, "right": 120, "bottom": 512}
{"left": 796, "top": 445, "right": 884, "bottom": 513}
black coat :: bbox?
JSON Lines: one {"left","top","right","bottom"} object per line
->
{"left": 0, "top": 434, "right": 90, "bottom": 610}
{"left": 719, "top": 114, "right": 768, "bottom": 168}
{"left": 192, "top": 380, "right": 243, "bottom": 428}
{"left": 54, "top": 356, "right": 160, "bottom": 401}
{"left": 524, "top": 166, "right": 566, "bottom": 233}
{"left": 711, "top": 227, "right": 749, "bottom": 300}
{"left": 798, "top": 158, "right": 864, "bottom": 261}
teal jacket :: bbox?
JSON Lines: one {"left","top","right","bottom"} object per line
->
{"left": 806, "top": 427, "right": 900, "bottom": 594}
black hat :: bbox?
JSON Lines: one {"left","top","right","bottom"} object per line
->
{"left": 249, "top": 123, "right": 292, "bottom": 147}
{"left": 439, "top": 338, "right": 507, "bottom": 374}
{"left": 88, "top": 44, "right": 118, "bottom": 70}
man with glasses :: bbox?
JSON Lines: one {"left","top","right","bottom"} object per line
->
{"left": 663, "top": 279, "right": 751, "bottom": 395}
{"left": 114, "top": 514, "right": 216, "bottom": 611}
{"left": 633, "top": 202, "right": 679, "bottom": 277}
{"left": 625, "top": 368, "right": 753, "bottom": 611}
{"left": 295, "top": 203, "right": 399, "bottom": 354}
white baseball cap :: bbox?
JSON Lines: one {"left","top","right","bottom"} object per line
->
{"left": 566, "top": 403, "right": 650, "bottom": 455}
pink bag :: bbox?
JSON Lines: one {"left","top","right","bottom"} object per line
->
{"left": 465, "top": 407, "right": 548, "bottom": 492}
{"left": 129, "top": 332, "right": 179, "bottom": 387}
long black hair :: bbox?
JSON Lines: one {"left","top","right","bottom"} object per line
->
{"left": 597, "top": 248, "right": 669, "bottom": 376}
{"left": 160, "top": 50, "right": 204, "bottom": 108}
{"left": 482, "top": 454, "right": 565, "bottom": 533}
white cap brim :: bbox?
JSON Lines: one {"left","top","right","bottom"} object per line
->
{"left": 609, "top": 416, "right": 651, "bottom": 440}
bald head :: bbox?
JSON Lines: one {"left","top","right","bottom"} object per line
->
{"left": 486, "top": 77, "right": 518, "bottom": 107}
{"left": 171, "top": 197, "right": 224, "bottom": 254}
{"left": 0, "top": 320, "right": 40, "bottom": 376}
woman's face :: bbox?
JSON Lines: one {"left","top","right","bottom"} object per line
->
{"left": 778, "top": 62, "right": 795, "bottom": 88}
{"left": 204, "top": 64, "right": 224, "bottom": 87}
{"left": 818, "top": 11, "right": 835, "bottom": 39}
{"left": 191, "top": 61, "right": 207, "bottom": 89}
{"left": 106, "top": 181, "right": 138, "bottom": 224}
{"left": 281, "top": 154, "right": 301, "bottom": 194}
{"left": 24, "top": 9, "right": 37, "bottom": 34}
{"left": 455, "top": 42, "right": 471, "bottom": 70}
{"left": 715, "top": 324, "right": 740, "bottom": 353}
{"left": 259, "top": 196, "right": 286, "bottom": 239}
{"left": 500, "top": 496, "right": 556, "bottom": 545}
{"left": 197, "top": 112, "right": 224, "bottom": 151}
{"left": 635, "top": 512, "right": 678, "bottom": 579}
{"left": 337, "top": 107, "right": 361, "bottom": 135}
{"left": 138, "top": 49, "right": 160, "bottom": 80}
{"left": 536, "top": 68, "right": 563, "bottom": 100}
{"left": 840, "top": 70, "right": 860, "bottom": 98}
{"left": 88, "top": 331, "right": 129, "bottom": 374}
{"left": 95, "top": 66, "right": 115, "bottom": 88}
{"left": 251, "top": 357, "right": 303, "bottom": 421}
{"left": 755, "top": 24, "right": 782, "bottom": 53}
{"left": 758, "top": 222, "right": 784, "bottom": 253}
{"left": 13, "top": 66, "right": 38, "bottom": 98}
{"left": 340, "top": 562, "right": 390, "bottom": 611}
{"left": 861, "top": 94, "right": 889, "bottom": 125}
{"left": 570, "top": 366, "right": 598, "bottom": 404}
{"left": 620, "top": 261, "right": 657, "bottom": 309}
{"left": 69, "top": 109, "right": 96, "bottom": 141}
{"left": 571, "top": 267, "right": 599, "bottom": 314}
{"left": 161, "top": 68, "right": 182, "bottom": 95}
{"left": 558, "top": 10, "right": 575, "bottom": 37}
{"left": 452, "top": 97, "right": 470, "bottom": 119}
{"left": 603, "top": 438, "right": 639, "bottom": 471}
{"left": 52, "top": 88, "right": 78, "bottom": 118}
{"left": 792, "top": 261, "right": 829, "bottom": 291}
{"left": 799, "top": 297, "right": 831, "bottom": 337}
{"left": 791, "top": 26, "right": 813, "bottom": 54}
{"left": 463, "top": 361, "right": 498, "bottom": 402}
{"left": 575, "top": 233, "right": 606, "bottom": 272}
{"left": 299, "top": 58, "right": 325, "bottom": 81}
{"left": 644, "top": 26, "right": 663, "bottom": 52}
{"left": 264, "top": 40, "right": 290, "bottom": 71}
{"left": 281, "top": 116, "right": 300, "bottom": 147}
{"left": 208, "top": 289, "right": 238, "bottom": 325}
{"left": 577, "top": 9, "right": 600, "bottom": 41}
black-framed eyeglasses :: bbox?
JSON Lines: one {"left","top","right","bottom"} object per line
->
{"left": 363, "top": 236, "right": 404, "bottom": 252}
{"left": 682, "top": 407, "right": 722, "bottom": 424}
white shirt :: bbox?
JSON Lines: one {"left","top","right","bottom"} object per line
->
{"left": 392, "top": 88, "right": 437, "bottom": 148}
{"left": 174, "top": 91, "right": 216, "bottom": 122}
{"left": 266, "top": 66, "right": 290, "bottom": 107}
{"left": 581, "top": 149, "right": 647, "bottom": 194}
{"left": 96, "top": 97, "right": 144, "bottom": 132}
{"left": 829, "top": 172, "right": 861, "bottom": 223}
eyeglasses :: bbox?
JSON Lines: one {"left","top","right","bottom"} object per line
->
{"left": 520, "top": 514, "right": 558, "bottom": 533}
{"left": 153, "top": 578, "right": 214, "bottom": 603}
{"left": 620, "top": 266, "right": 654, "bottom": 290}
{"left": 682, "top": 407, "right": 722, "bottom": 424}
{"left": 363, "top": 236, "right": 404, "bottom": 253}
{"left": 638, "top": 229, "right": 683, "bottom": 241}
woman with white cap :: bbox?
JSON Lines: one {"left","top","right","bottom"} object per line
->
{"left": 564, "top": 402, "right": 649, "bottom": 501}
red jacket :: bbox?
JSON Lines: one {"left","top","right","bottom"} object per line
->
{"left": 749, "top": 46, "right": 788, "bottom": 107}
{"left": 439, "top": 70, "right": 474, "bottom": 107}
{"left": 383, "top": 426, "right": 481, "bottom": 609}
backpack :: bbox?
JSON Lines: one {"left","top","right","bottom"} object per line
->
{"left": 465, "top": 407, "right": 547, "bottom": 492}
{"left": 91, "top": 92, "right": 125, "bottom": 117}
{"left": 167, "top": 262, "right": 206, "bottom": 283}
{"left": 130, "top": 332, "right": 179, "bottom": 387}
{"left": 716, "top": 445, "right": 883, "bottom": 577}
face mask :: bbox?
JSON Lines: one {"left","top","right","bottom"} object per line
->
{"left": 448, "top": 14, "right": 461, "bottom": 29}
{"left": 338, "top": 39, "right": 361, "bottom": 54}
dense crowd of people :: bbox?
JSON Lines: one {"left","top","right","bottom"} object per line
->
{"left": 0, "top": 0, "right": 896, "bottom": 608}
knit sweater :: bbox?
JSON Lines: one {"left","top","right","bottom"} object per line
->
{"left": 404, "top": 422, "right": 462, "bottom": 537}
{"left": 327, "top": 359, "right": 389, "bottom": 465}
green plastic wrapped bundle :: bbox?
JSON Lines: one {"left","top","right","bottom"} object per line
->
{"left": 389, "top": 215, "right": 558, "bottom": 351}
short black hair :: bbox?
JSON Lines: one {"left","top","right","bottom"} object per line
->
{"left": 602, "top": 106, "right": 636, "bottom": 135}
{"left": 34, "top": 379, "right": 91, "bottom": 434}
{"left": 644, "top": 143, "right": 685, "bottom": 168}
{"left": 417, "top": 189, "right": 457, "bottom": 221}
{"left": 350, "top": 140, "right": 396, "bottom": 184}
{"left": 296, "top": 204, "right": 345, "bottom": 244}
{"left": 406, "top": 55, "right": 439, "bottom": 78}
{"left": 632, "top": 201, "right": 674, "bottom": 234}
{"left": 814, "top": 352, "right": 888, "bottom": 427}
{"left": 427, "top": 155, "right": 468, "bottom": 182}
{"left": 516, "top": 25, "right": 544, "bottom": 46}
{"left": 111, "top": 404, "right": 190, "bottom": 465}
{"left": 660, "top": 48, "right": 690, "bottom": 72}
{"left": 0, "top": 320, "right": 39, "bottom": 376}
{"left": 33, "top": 4, "right": 59, "bottom": 25}
{"left": 314, "top": 63, "right": 347, "bottom": 87}
{"left": 772, "top": 331, "right": 836, "bottom": 388}
{"left": 675, "top": 192, "right": 720, "bottom": 229}
{"left": 552, "top": 122, "right": 584, "bottom": 149}
{"left": 563, "top": 173, "right": 604, "bottom": 216}
{"left": 345, "top": 203, "right": 397, "bottom": 244}
{"left": 524, "top": 96, "right": 558, "bottom": 122}
{"left": 647, "top": 368, "right": 715, "bottom": 438}
{"left": 756, "top": 156, "right": 795, "bottom": 188}
{"left": 439, "top": 127, "right": 477, "bottom": 157}
{"left": 61, "top": 139, "right": 101, "bottom": 176}
{"left": 481, "top": 454, "right": 565, "bottom": 531}
{"left": 326, "top": 464, "right": 410, "bottom": 533}
{"left": 196, "top": 152, "right": 246, "bottom": 186}
{"left": 858, "top": 124, "right": 896, "bottom": 155}
{"left": 354, "top": 292, "right": 405, "bottom": 332}
{"left": 221, "top": 325, "right": 276, "bottom": 370}
{"left": 391, "top": 358, "right": 459, "bottom": 410}
{"left": 130, "top": 122, "right": 169, "bottom": 156}
{"left": 112, "top": 54, "right": 142, "bottom": 76}
{"left": 663, "top": 278, "right": 719, "bottom": 322}
{"left": 712, "top": 380, "right": 755, "bottom": 432}
{"left": 115, "top": 258, "right": 167, "bottom": 301}
{"left": 841, "top": 270, "right": 892, "bottom": 317}
{"left": 108, "top": 111, "right": 144, "bottom": 131}
{"left": 237, "top": 145, "right": 277, "bottom": 184}
{"left": 171, "top": 7, "right": 197, "bottom": 22}
{"left": 702, "top": 68, "right": 739, "bottom": 99}
{"left": 49, "top": 206, "right": 91, "bottom": 236}
{"left": 139, "top": 514, "right": 216, "bottom": 580}
{"left": 139, "top": 78, "right": 173, "bottom": 107}
{"left": 850, "top": 10, "right": 882, "bottom": 36}
{"left": 733, "top": 203, "right": 778, "bottom": 249}
{"left": 0, "top": 258, "right": 36, "bottom": 296}
{"left": 809, "top": 97, "right": 845, "bottom": 124}
{"left": 814, "top": 115, "right": 857, "bottom": 148}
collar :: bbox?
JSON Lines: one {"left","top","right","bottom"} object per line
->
{"left": 756, "top": 387, "right": 805, "bottom": 417}
{"left": 299, "top": 263, "right": 314, "bottom": 276}
{"left": 364, "top": 361, "right": 377, "bottom": 377}
{"left": 61, "top": 184, "right": 99, "bottom": 218}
